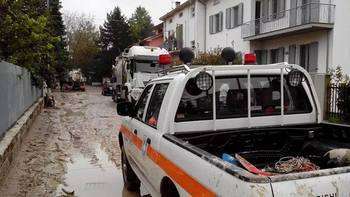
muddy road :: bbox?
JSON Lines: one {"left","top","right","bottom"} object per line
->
{"left": 0, "top": 87, "right": 139, "bottom": 197}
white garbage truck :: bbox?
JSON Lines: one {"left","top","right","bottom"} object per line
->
{"left": 112, "top": 46, "right": 171, "bottom": 103}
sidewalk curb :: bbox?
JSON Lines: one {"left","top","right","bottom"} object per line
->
{"left": 0, "top": 98, "right": 44, "bottom": 184}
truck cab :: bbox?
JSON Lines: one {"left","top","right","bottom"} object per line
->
{"left": 117, "top": 49, "right": 350, "bottom": 197}
{"left": 112, "top": 46, "right": 171, "bottom": 103}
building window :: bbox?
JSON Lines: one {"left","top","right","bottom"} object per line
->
{"left": 272, "top": 0, "right": 278, "bottom": 18}
{"left": 191, "top": 40, "right": 196, "bottom": 49}
{"left": 288, "top": 45, "right": 296, "bottom": 64}
{"left": 226, "top": 3, "right": 243, "bottom": 29}
{"left": 209, "top": 12, "right": 223, "bottom": 34}
{"left": 169, "top": 18, "right": 173, "bottom": 23}
{"left": 270, "top": 47, "right": 284, "bottom": 64}
{"left": 191, "top": 6, "right": 195, "bottom": 17}
{"left": 300, "top": 42, "right": 318, "bottom": 73}
{"left": 261, "top": 0, "right": 285, "bottom": 21}
{"left": 255, "top": 50, "right": 268, "bottom": 64}
{"left": 179, "top": 12, "right": 183, "bottom": 18}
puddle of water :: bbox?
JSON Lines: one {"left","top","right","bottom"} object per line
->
{"left": 56, "top": 144, "right": 139, "bottom": 197}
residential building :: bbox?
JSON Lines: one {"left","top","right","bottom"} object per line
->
{"left": 161, "top": 0, "right": 350, "bottom": 75}
{"left": 160, "top": 1, "right": 206, "bottom": 53}
{"left": 205, "top": 0, "right": 250, "bottom": 52}
{"left": 161, "top": 0, "right": 350, "bottom": 116}
{"left": 243, "top": 0, "right": 338, "bottom": 75}
{"left": 140, "top": 23, "right": 164, "bottom": 47}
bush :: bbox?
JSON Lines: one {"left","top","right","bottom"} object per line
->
{"left": 193, "top": 48, "right": 242, "bottom": 65}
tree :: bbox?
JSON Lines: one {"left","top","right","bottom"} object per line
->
{"left": 0, "top": 0, "right": 60, "bottom": 87}
{"left": 100, "top": 7, "right": 132, "bottom": 59}
{"left": 129, "top": 6, "right": 153, "bottom": 42}
{"left": 47, "top": 0, "right": 69, "bottom": 75}
{"left": 64, "top": 12, "right": 100, "bottom": 77}
{"left": 98, "top": 7, "right": 132, "bottom": 80}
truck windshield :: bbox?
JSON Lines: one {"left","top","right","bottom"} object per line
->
{"left": 175, "top": 75, "right": 312, "bottom": 122}
{"left": 134, "top": 60, "right": 160, "bottom": 73}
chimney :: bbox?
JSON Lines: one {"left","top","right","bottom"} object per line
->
{"left": 175, "top": 1, "right": 181, "bottom": 7}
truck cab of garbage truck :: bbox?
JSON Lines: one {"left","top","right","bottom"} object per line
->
{"left": 112, "top": 46, "right": 171, "bottom": 103}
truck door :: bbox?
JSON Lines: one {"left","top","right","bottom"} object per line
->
{"left": 139, "top": 83, "right": 170, "bottom": 190}
{"left": 126, "top": 84, "right": 153, "bottom": 173}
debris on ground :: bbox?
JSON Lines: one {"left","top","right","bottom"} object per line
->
{"left": 62, "top": 187, "right": 75, "bottom": 196}
{"left": 0, "top": 87, "right": 129, "bottom": 196}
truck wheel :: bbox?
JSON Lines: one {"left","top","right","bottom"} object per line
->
{"left": 121, "top": 146, "right": 140, "bottom": 191}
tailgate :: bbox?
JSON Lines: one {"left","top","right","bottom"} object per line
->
{"left": 271, "top": 173, "right": 350, "bottom": 197}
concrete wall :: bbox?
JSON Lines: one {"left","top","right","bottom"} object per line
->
{"left": 0, "top": 61, "right": 42, "bottom": 137}
{"left": 0, "top": 98, "right": 43, "bottom": 184}
{"left": 329, "top": 0, "right": 350, "bottom": 73}
{"left": 205, "top": 0, "right": 251, "bottom": 53}
{"left": 311, "top": 73, "right": 330, "bottom": 120}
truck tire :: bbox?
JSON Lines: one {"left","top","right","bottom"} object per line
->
{"left": 121, "top": 146, "right": 140, "bottom": 191}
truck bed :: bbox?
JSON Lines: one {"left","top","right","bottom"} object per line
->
{"left": 164, "top": 123, "right": 350, "bottom": 182}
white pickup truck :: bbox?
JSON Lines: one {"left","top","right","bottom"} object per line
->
{"left": 117, "top": 62, "right": 350, "bottom": 197}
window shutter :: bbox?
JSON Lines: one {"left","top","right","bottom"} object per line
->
{"left": 209, "top": 15, "right": 214, "bottom": 34}
{"left": 310, "top": 0, "right": 320, "bottom": 22}
{"left": 219, "top": 12, "right": 223, "bottom": 32}
{"left": 290, "top": 0, "right": 298, "bottom": 26}
{"left": 261, "top": 0, "right": 269, "bottom": 22}
{"left": 278, "top": 0, "right": 286, "bottom": 18}
{"left": 288, "top": 45, "right": 296, "bottom": 64}
{"left": 278, "top": 47, "right": 285, "bottom": 62}
{"left": 238, "top": 3, "right": 244, "bottom": 25}
{"left": 226, "top": 8, "right": 231, "bottom": 29}
{"left": 262, "top": 50, "right": 268, "bottom": 64}
{"left": 309, "top": 42, "right": 319, "bottom": 73}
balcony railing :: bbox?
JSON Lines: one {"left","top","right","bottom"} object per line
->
{"left": 242, "top": 3, "right": 335, "bottom": 39}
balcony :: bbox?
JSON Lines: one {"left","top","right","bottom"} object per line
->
{"left": 242, "top": 3, "right": 335, "bottom": 41}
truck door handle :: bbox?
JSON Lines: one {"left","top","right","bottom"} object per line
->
{"left": 146, "top": 138, "right": 151, "bottom": 145}
{"left": 133, "top": 129, "right": 138, "bottom": 135}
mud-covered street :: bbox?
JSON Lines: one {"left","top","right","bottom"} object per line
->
{"left": 0, "top": 87, "right": 138, "bottom": 197}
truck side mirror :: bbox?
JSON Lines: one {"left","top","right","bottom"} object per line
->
{"left": 117, "top": 102, "right": 135, "bottom": 117}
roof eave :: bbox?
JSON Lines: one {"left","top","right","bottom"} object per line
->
{"left": 159, "top": 0, "right": 194, "bottom": 21}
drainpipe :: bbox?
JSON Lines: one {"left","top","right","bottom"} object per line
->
{"left": 326, "top": 30, "right": 330, "bottom": 73}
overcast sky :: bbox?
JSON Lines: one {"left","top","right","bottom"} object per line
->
{"left": 61, "top": 0, "right": 186, "bottom": 27}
